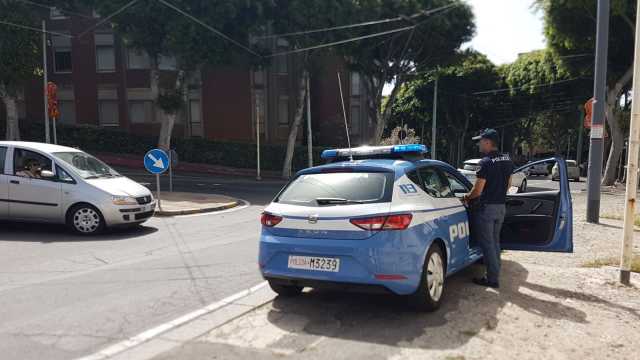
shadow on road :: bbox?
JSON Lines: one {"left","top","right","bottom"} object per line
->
{"left": 263, "top": 260, "right": 630, "bottom": 350}
{"left": 0, "top": 221, "right": 158, "bottom": 242}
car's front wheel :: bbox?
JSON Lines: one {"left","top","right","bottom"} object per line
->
{"left": 268, "top": 281, "right": 303, "bottom": 297}
{"left": 410, "top": 243, "right": 445, "bottom": 312}
{"left": 67, "top": 204, "right": 105, "bottom": 235}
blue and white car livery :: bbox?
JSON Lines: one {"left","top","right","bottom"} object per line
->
{"left": 259, "top": 145, "right": 573, "bottom": 311}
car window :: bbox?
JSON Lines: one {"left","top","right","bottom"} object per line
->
{"left": 0, "top": 147, "right": 6, "bottom": 174}
{"left": 418, "top": 167, "right": 453, "bottom": 198}
{"left": 441, "top": 170, "right": 469, "bottom": 194}
{"left": 406, "top": 170, "right": 422, "bottom": 189}
{"left": 56, "top": 165, "right": 75, "bottom": 183}
{"left": 276, "top": 171, "right": 394, "bottom": 206}
{"left": 13, "top": 149, "right": 53, "bottom": 180}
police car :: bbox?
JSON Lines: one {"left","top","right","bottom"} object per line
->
{"left": 259, "top": 145, "right": 573, "bottom": 311}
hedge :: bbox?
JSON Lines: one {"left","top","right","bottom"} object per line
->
{"left": 20, "top": 122, "right": 324, "bottom": 172}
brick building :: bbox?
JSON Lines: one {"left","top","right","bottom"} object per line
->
{"left": 13, "top": 10, "right": 374, "bottom": 147}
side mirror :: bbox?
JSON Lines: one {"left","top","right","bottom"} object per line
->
{"left": 40, "top": 170, "right": 55, "bottom": 178}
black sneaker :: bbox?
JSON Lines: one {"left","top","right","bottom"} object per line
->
{"left": 472, "top": 277, "right": 499, "bottom": 289}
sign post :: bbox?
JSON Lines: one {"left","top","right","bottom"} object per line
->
{"left": 144, "top": 149, "right": 170, "bottom": 211}
{"left": 47, "top": 82, "right": 59, "bottom": 144}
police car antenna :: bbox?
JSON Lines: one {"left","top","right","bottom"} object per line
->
{"left": 337, "top": 72, "right": 354, "bottom": 161}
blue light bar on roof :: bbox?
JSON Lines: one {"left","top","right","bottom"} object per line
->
{"left": 321, "top": 144, "right": 428, "bottom": 159}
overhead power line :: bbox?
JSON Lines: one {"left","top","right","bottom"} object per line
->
{"left": 0, "top": 19, "right": 73, "bottom": 37}
{"left": 256, "top": 2, "right": 460, "bottom": 40}
{"left": 472, "top": 77, "right": 586, "bottom": 95}
{"left": 77, "top": 0, "right": 140, "bottom": 38}
{"left": 14, "top": 0, "right": 93, "bottom": 19}
{"left": 157, "top": 0, "right": 261, "bottom": 57}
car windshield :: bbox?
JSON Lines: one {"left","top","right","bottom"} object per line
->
{"left": 53, "top": 151, "right": 121, "bottom": 179}
{"left": 276, "top": 172, "right": 393, "bottom": 206}
{"left": 567, "top": 161, "right": 577, "bottom": 167}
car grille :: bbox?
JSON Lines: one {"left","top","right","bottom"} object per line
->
{"left": 135, "top": 211, "right": 154, "bottom": 220}
{"left": 136, "top": 196, "right": 152, "bottom": 205}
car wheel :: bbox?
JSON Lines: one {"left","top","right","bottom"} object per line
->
{"left": 67, "top": 204, "right": 105, "bottom": 235}
{"left": 574, "top": 177, "right": 580, "bottom": 182}
{"left": 268, "top": 281, "right": 303, "bottom": 297}
{"left": 518, "top": 179, "right": 527, "bottom": 193}
{"left": 410, "top": 243, "right": 445, "bottom": 312}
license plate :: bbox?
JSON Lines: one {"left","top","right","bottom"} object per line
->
{"left": 288, "top": 255, "right": 340, "bottom": 272}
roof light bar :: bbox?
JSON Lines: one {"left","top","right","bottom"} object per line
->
{"left": 321, "top": 144, "right": 428, "bottom": 160}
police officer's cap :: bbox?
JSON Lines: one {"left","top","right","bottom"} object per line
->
{"left": 472, "top": 128, "right": 499, "bottom": 143}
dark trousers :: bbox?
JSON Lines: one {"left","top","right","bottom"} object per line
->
{"left": 471, "top": 204, "right": 506, "bottom": 284}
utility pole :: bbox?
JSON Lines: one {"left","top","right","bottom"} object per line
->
{"left": 577, "top": 107, "right": 584, "bottom": 167}
{"left": 586, "top": 0, "right": 611, "bottom": 223}
{"left": 256, "top": 98, "right": 261, "bottom": 181}
{"left": 42, "top": 20, "right": 50, "bottom": 144}
{"left": 431, "top": 76, "right": 438, "bottom": 159}
{"left": 619, "top": 0, "right": 640, "bottom": 286}
{"left": 306, "top": 77, "right": 313, "bottom": 168}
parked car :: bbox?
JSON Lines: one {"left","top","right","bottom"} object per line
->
{"left": 458, "top": 158, "right": 528, "bottom": 193}
{"left": 552, "top": 160, "right": 580, "bottom": 181}
{"left": 0, "top": 141, "right": 155, "bottom": 235}
{"left": 527, "top": 161, "right": 550, "bottom": 176}
{"left": 259, "top": 145, "right": 573, "bottom": 311}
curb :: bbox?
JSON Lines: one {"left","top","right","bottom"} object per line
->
{"left": 153, "top": 200, "right": 241, "bottom": 217}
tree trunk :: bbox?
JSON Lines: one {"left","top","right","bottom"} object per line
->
{"left": 2, "top": 95, "right": 20, "bottom": 141}
{"left": 602, "top": 66, "right": 633, "bottom": 185}
{"left": 281, "top": 69, "right": 309, "bottom": 179}
{"left": 372, "top": 77, "right": 404, "bottom": 144}
{"left": 157, "top": 70, "right": 185, "bottom": 150}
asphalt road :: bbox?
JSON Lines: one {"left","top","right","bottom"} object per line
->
{"left": 0, "top": 170, "right": 581, "bottom": 360}
{"left": 0, "top": 173, "right": 285, "bottom": 360}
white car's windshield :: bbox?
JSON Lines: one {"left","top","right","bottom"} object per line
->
{"left": 53, "top": 151, "right": 121, "bottom": 179}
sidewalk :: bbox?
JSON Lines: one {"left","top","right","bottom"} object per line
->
{"left": 97, "top": 152, "right": 283, "bottom": 179}
{"left": 154, "top": 192, "right": 241, "bottom": 216}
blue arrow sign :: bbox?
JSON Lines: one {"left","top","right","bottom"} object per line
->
{"left": 144, "top": 148, "right": 170, "bottom": 174}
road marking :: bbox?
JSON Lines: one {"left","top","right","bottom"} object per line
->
{"left": 175, "top": 199, "right": 251, "bottom": 218}
{"left": 76, "top": 281, "right": 268, "bottom": 360}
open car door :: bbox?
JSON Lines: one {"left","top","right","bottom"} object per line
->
{"left": 500, "top": 158, "right": 573, "bottom": 252}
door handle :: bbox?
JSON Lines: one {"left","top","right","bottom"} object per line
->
{"left": 10, "top": 180, "right": 19, "bottom": 185}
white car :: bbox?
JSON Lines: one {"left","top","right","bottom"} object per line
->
{"left": 0, "top": 141, "right": 155, "bottom": 235}
{"left": 553, "top": 160, "right": 580, "bottom": 181}
{"left": 458, "top": 158, "right": 528, "bottom": 193}
{"left": 528, "top": 162, "right": 550, "bottom": 176}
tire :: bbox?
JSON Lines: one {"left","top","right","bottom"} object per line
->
{"left": 518, "top": 179, "right": 527, "bottom": 193}
{"left": 67, "top": 204, "right": 105, "bottom": 235}
{"left": 268, "top": 281, "right": 303, "bottom": 297}
{"left": 409, "top": 243, "right": 446, "bottom": 312}
{"left": 574, "top": 177, "right": 580, "bottom": 182}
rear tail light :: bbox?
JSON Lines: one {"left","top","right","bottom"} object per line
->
{"left": 261, "top": 213, "right": 282, "bottom": 227}
{"left": 350, "top": 214, "right": 412, "bottom": 231}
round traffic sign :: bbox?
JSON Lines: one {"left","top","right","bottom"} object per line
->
{"left": 144, "top": 148, "right": 170, "bottom": 174}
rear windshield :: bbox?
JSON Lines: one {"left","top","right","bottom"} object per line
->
{"left": 276, "top": 172, "right": 394, "bottom": 206}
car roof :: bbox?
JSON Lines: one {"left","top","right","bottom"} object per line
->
{"left": 0, "top": 141, "right": 82, "bottom": 154}
{"left": 297, "top": 158, "right": 459, "bottom": 176}
{"left": 463, "top": 159, "right": 481, "bottom": 164}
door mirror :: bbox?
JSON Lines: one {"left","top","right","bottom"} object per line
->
{"left": 40, "top": 170, "right": 55, "bottom": 179}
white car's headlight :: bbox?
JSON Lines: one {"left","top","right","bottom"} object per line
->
{"left": 112, "top": 195, "right": 138, "bottom": 205}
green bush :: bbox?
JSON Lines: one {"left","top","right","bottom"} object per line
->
{"left": 21, "top": 122, "right": 324, "bottom": 172}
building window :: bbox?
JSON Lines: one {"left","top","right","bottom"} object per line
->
{"left": 52, "top": 35, "right": 72, "bottom": 73}
{"left": 350, "top": 105, "right": 361, "bottom": 135}
{"left": 274, "top": 55, "right": 287, "bottom": 74}
{"left": 189, "top": 100, "right": 203, "bottom": 137}
{"left": 58, "top": 100, "right": 76, "bottom": 125}
{"left": 99, "top": 100, "right": 119, "bottom": 126}
{"left": 159, "top": 55, "right": 177, "bottom": 70}
{"left": 127, "top": 48, "right": 150, "bottom": 69}
{"left": 351, "top": 72, "right": 361, "bottom": 96}
{"left": 50, "top": 7, "right": 68, "bottom": 19}
{"left": 128, "top": 101, "right": 153, "bottom": 124}
{"left": 95, "top": 33, "right": 115, "bottom": 72}
{"left": 278, "top": 96, "right": 289, "bottom": 125}
{"left": 253, "top": 69, "right": 265, "bottom": 86}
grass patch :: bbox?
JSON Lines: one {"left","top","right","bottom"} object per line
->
{"left": 582, "top": 256, "right": 640, "bottom": 273}
{"left": 600, "top": 213, "right": 640, "bottom": 227}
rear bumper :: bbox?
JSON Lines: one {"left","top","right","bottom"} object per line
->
{"left": 259, "top": 231, "right": 428, "bottom": 295}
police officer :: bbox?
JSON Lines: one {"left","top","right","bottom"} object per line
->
{"left": 463, "top": 129, "right": 513, "bottom": 288}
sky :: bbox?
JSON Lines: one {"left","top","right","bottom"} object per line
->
{"left": 466, "top": 0, "right": 547, "bottom": 65}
